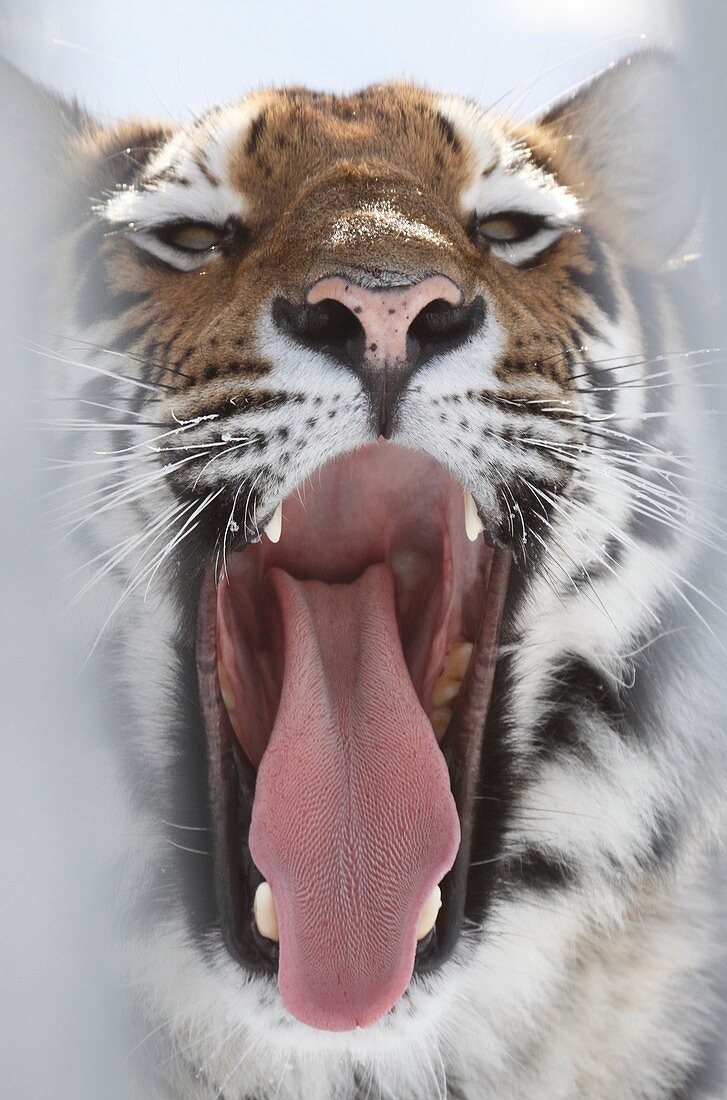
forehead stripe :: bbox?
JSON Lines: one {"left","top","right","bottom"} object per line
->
{"left": 436, "top": 111, "right": 461, "bottom": 152}
{"left": 246, "top": 112, "right": 268, "bottom": 157}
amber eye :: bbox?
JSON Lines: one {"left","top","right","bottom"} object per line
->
{"left": 478, "top": 213, "right": 545, "bottom": 245}
{"left": 157, "top": 222, "right": 226, "bottom": 252}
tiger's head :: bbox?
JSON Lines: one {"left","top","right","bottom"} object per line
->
{"left": 10, "top": 50, "right": 718, "bottom": 1098}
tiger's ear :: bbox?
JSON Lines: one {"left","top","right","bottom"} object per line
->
{"left": 532, "top": 50, "right": 699, "bottom": 269}
{"left": 0, "top": 59, "right": 171, "bottom": 235}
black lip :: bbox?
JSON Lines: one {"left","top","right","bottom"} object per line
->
{"left": 197, "top": 541, "right": 511, "bottom": 984}
{"left": 197, "top": 580, "right": 268, "bottom": 973}
{"left": 411, "top": 547, "right": 510, "bottom": 970}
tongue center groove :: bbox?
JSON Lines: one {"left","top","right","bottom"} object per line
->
{"left": 248, "top": 563, "right": 461, "bottom": 1032}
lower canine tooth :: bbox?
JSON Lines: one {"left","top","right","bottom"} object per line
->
{"left": 417, "top": 885, "right": 442, "bottom": 940}
{"left": 264, "top": 502, "right": 283, "bottom": 543}
{"left": 253, "top": 881, "right": 280, "bottom": 942}
{"left": 464, "top": 490, "right": 485, "bottom": 542}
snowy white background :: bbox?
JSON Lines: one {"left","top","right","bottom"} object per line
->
{"left": 3, "top": 0, "right": 679, "bottom": 122}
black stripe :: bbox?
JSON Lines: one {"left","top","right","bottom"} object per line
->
{"left": 500, "top": 847, "right": 576, "bottom": 893}
{"left": 186, "top": 388, "right": 302, "bottom": 418}
{"left": 73, "top": 216, "right": 165, "bottom": 308}
{"left": 628, "top": 504, "right": 679, "bottom": 549}
{"left": 465, "top": 652, "right": 518, "bottom": 925}
{"left": 620, "top": 606, "right": 691, "bottom": 742}
{"left": 533, "top": 657, "right": 623, "bottom": 760}
{"left": 566, "top": 229, "right": 619, "bottom": 323}
{"left": 246, "top": 111, "right": 268, "bottom": 156}
{"left": 497, "top": 422, "right": 573, "bottom": 480}
{"left": 107, "top": 321, "right": 153, "bottom": 353}
{"left": 581, "top": 352, "right": 617, "bottom": 414}
{"left": 668, "top": 1047, "right": 724, "bottom": 1100}
{"left": 624, "top": 266, "right": 670, "bottom": 414}
{"left": 571, "top": 533, "right": 623, "bottom": 588}
{"left": 105, "top": 288, "right": 151, "bottom": 318}
{"left": 194, "top": 154, "right": 221, "bottom": 188}
{"left": 511, "top": 474, "right": 560, "bottom": 567}
{"left": 158, "top": 633, "right": 218, "bottom": 935}
{"left": 96, "top": 128, "right": 169, "bottom": 190}
{"left": 74, "top": 221, "right": 118, "bottom": 330}
{"left": 638, "top": 810, "right": 678, "bottom": 873}
{"left": 435, "top": 111, "right": 461, "bottom": 152}
{"left": 572, "top": 312, "right": 600, "bottom": 340}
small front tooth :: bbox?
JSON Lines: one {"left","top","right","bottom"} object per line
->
{"left": 445, "top": 641, "right": 473, "bottom": 680}
{"left": 264, "top": 502, "right": 283, "bottom": 543}
{"left": 253, "top": 881, "right": 280, "bottom": 942}
{"left": 464, "top": 490, "right": 485, "bottom": 542}
{"left": 417, "top": 885, "right": 442, "bottom": 940}
{"left": 431, "top": 675, "right": 461, "bottom": 708}
{"left": 430, "top": 708, "right": 452, "bottom": 738}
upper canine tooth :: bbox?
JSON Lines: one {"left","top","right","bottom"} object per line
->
{"left": 464, "top": 490, "right": 485, "bottom": 542}
{"left": 264, "top": 502, "right": 283, "bottom": 543}
{"left": 253, "top": 881, "right": 280, "bottom": 942}
{"left": 417, "top": 885, "right": 442, "bottom": 940}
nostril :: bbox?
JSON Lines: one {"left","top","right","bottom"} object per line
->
{"left": 407, "top": 295, "right": 486, "bottom": 366}
{"left": 272, "top": 296, "right": 365, "bottom": 366}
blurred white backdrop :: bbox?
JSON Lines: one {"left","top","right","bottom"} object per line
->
{"left": 3, "top": 0, "right": 680, "bottom": 122}
{"left": 4, "top": 3, "right": 723, "bottom": 1098}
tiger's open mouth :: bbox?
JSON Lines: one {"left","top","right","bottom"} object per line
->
{"left": 197, "top": 441, "right": 509, "bottom": 1032}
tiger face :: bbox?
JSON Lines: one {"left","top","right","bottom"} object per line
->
{"left": 12, "top": 50, "right": 721, "bottom": 1098}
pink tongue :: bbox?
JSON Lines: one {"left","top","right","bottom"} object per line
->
{"left": 248, "top": 563, "right": 460, "bottom": 1032}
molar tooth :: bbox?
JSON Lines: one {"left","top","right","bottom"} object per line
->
{"left": 464, "top": 490, "right": 485, "bottom": 542}
{"left": 264, "top": 502, "right": 283, "bottom": 543}
{"left": 445, "top": 641, "right": 473, "bottom": 680}
{"left": 217, "top": 662, "right": 237, "bottom": 712}
{"left": 253, "top": 881, "right": 280, "bottom": 942}
{"left": 431, "top": 675, "right": 461, "bottom": 709}
{"left": 218, "top": 656, "right": 245, "bottom": 742}
{"left": 430, "top": 708, "right": 452, "bottom": 738}
{"left": 417, "top": 885, "right": 442, "bottom": 940}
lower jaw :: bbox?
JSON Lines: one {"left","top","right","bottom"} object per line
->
{"left": 196, "top": 445, "right": 511, "bottom": 1030}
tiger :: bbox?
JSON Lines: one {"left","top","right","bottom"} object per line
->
{"left": 5, "top": 48, "right": 725, "bottom": 1099}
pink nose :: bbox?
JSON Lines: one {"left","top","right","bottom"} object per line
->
{"left": 307, "top": 275, "right": 463, "bottom": 365}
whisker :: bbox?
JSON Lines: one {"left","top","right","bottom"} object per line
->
{"left": 46, "top": 331, "right": 197, "bottom": 384}
{"left": 22, "top": 339, "right": 171, "bottom": 393}
{"left": 158, "top": 820, "right": 210, "bottom": 832}
{"left": 76, "top": 490, "right": 221, "bottom": 670}
{"left": 165, "top": 839, "right": 210, "bottom": 856}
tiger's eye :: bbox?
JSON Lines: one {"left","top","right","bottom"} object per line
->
{"left": 479, "top": 216, "right": 528, "bottom": 243}
{"left": 164, "top": 223, "right": 225, "bottom": 252}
